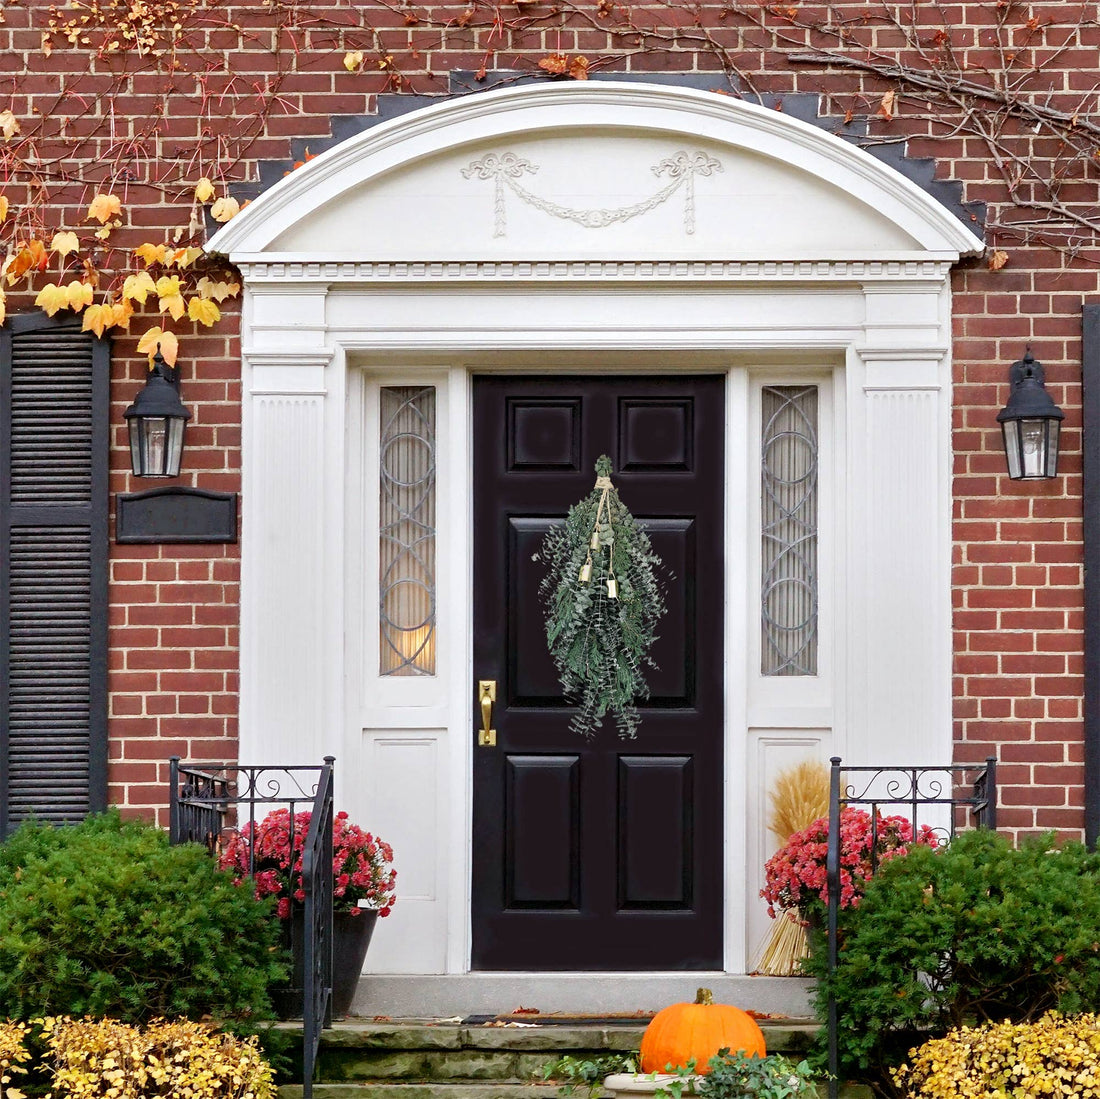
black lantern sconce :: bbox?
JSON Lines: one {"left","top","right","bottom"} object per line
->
{"left": 123, "top": 346, "right": 191, "bottom": 478}
{"left": 996, "top": 348, "right": 1065, "bottom": 481}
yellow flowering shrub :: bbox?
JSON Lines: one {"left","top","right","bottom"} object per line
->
{"left": 0, "top": 1020, "right": 30, "bottom": 1099}
{"left": 893, "top": 1012, "right": 1100, "bottom": 1098}
{"left": 39, "top": 1016, "right": 275, "bottom": 1099}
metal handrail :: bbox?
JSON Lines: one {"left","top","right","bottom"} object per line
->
{"left": 825, "top": 756, "right": 997, "bottom": 1099}
{"left": 168, "top": 756, "right": 335, "bottom": 1099}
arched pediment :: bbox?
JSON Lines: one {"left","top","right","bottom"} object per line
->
{"left": 208, "top": 82, "right": 984, "bottom": 263}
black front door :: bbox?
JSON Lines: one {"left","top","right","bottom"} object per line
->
{"left": 471, "top": 374, "right": 724, "bottom": 970}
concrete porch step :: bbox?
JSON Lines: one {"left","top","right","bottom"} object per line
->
{"left": 349, "top": 977, "right": 814, "bottom": 1019}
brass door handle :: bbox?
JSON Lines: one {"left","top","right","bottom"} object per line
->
{"left": 478, "top": 680, "right": 497, "bottom": 747}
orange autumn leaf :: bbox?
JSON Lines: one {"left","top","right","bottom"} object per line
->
{"left": 81, "top": 303, "right": 112, "bottom": 338}
{"left": 568, "top": 55, "right": 590, "bottom": 79}
{"left": 877, "top": 89, "right": 896, "bottom": 120}
{"left": 87, "top": 192, "right": 122, "bottom": 224}
{"left": 538, "top": 52, "right": 569, "bottom": 75}
{"left": 111, "top": 297, "right": 134, "bottom": 329}
{"left": 65, "top": 280, "right": 94, "bottom": 311}
{"left": 7, "top": 239, "right": 48, "bottom": 283}
{"left": 137, "top": 326, "right": 179, "bottom": 367}
{"left": 988, "top": 249, "right": 1009, "bottom": 271}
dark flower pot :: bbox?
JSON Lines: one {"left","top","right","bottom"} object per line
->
{"left": 272, "top": 908, "right": 380, "bottom": 1019}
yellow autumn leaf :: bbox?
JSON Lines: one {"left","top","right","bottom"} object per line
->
{"left": 87, "top": 192, "right": 122, "bottom": 224}
{"left": 122, "top": 270, "right": 156, "bottom": 304}
{"left": 210, "top": 196, "right": 240, "bottom": 223}
{"left": 65, "top": 280, "right": 93, "bottom": 311}
{"left": 0, "top": 196, "right": 9, "bottom": 222}
{"left": 156, "top": 275, "right": 185, "bottom": 320}
{"left": 112, "top": 298, "right": 134, "bottom": 329}
{"left": 0, "top": 110, "right": 20, "bottom": 140}
{"left": 344, "top": 50, "right": 364, "bottom": 71}
{"left": 196, "top": 276, "right": 240, "bottom": 302}
{"left": 988, "top": 248, "right": 1009, "bottom": 271}
{"left": 35, "top": 282, "right": 68, "bottom": 317}
{"left": 0, "top": 288, "right": 7, "bottom": 326}
{"left": 81, "top": 303, "right": 111, "bottom": 338}
{"left": 169, "top": 246, "right": 203, "bottom": 268}
{"left": 50, "top": 231, "right": 80, "bottom": 257}
{"left": 194, "top": 177, "right": 216, "bottom": 203}
{"left": 187, "top": 296, "right": 221, "bottom": 327}
{"left": 134, "top": 242, "right": 168, "bottom": 266}
{"left": 137, "top": 326, "right": 179, "bottom": 367}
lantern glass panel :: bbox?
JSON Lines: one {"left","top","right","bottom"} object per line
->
{"left": 1001, "top": 417, "right": 1059, "bottom": 481}
{"left": 129, "top": 415, "right": 185, "bottom": 477}
{"left": 1045, "top": 420, "right": 1060, "bottom": 478}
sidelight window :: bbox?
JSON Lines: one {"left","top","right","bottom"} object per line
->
{"left": 760, "top": 384, "right": 819, "bottom": 676}
{"left": 379, "top": 385, "right": 437, "bottom": 676}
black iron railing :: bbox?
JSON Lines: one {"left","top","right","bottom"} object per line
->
{"left": 825, "top": 756, "right": 997, "bottom": 1099}
{"left": 168, "top": 757, "right": 335, "bottom": 1099}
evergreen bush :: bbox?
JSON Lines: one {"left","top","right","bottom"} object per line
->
{"left": 807, "top": 829, "right": 1100, "bottom": 1085}
{"left": 0, "top": 812, "right": 287, "bottom": 1025}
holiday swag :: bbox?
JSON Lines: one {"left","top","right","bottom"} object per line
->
{"left": 539, "top": 456, "right": 665, "bottom": 738}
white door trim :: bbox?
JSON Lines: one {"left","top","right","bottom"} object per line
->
{"left": 224, "top": 80, "right": 966, "bottom": 987}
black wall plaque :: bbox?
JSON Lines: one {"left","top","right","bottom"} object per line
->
{"left": 116, "top": 487, "right": 238, "bottom": 544}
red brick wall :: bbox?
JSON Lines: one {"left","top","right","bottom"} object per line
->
{"left": 2, "top": 1, "right": 1094, "bottom": 833}
{"left": 107, "top": 332, "right": 242, "bottom": 826}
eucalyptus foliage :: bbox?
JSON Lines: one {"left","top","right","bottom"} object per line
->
{"left": 539, "top": 455, "right": 665, "bottom": 738}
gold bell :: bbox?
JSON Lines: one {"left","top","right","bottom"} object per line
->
{"left": 606, "top": 577, "right": 618, "bottom": 600}
{"left": 579, "top": 560, "right": 592, "bottom": 583}
{"left": 589, "top": 531, "right": 600, "bottom": 550}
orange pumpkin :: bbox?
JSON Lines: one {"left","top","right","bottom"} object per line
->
{"left": 639, "top": 987, "right": 766, "bottom": 1074}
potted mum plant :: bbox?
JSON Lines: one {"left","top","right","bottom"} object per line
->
{"left": 219, "top": 808, "right": 397, "bottom": 1016}
{"left": 761, "top": 806, "right": 937, "bottom": 932}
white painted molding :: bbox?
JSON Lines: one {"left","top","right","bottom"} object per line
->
{"left": 210, "top": 83, "right": 983, "bottom": 261}
{"left": 235, "top": 259, "right": 958, "bottom": 284}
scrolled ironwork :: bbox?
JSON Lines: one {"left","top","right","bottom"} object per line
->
{"left": 169, "top": 757, "right": 336, "bottom": 1099}
{"left": 825, "top": 755, "right": 997, "bottom": 1099}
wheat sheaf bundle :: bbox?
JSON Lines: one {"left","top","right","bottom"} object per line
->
{"left": 756, "top": 760, "right": 830, "bottom": 976}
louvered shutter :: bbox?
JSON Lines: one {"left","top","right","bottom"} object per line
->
{"left": 0, "top": 313, "right": 108, "bottom": 835}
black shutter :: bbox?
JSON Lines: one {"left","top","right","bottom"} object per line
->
{"left": 0, "top": 312, "right": 109, "bottom": 836}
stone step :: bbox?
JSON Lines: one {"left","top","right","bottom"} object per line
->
{"left": 279, "top": 1086, "right": 567, "bottom": 1099}
{"left": 277, "top": 1085, "right": 873, "bottom": 1099}
{"left": 307, "top": 1021, "right": 818, "bottom": 1083}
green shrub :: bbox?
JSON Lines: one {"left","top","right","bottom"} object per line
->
{"left": 0, "top": 812, "right": 287, "bottom": 1025}
{"left": 807, "top": 829, "right": 1100, "bottom": 1084}
{"left": 892, "top": 1012, "right": 1100, "bottom": 1098}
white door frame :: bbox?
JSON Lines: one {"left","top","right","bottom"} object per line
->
{"left": 212, "top": 80, "right": 981, "bottom": 983}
